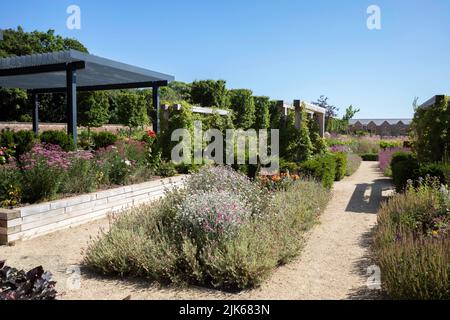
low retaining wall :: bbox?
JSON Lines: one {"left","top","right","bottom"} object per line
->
{"left": 0, "top": 122, "right": 152, "bottom": 134}
{"left": 0, "top": 175, "right": 186, "bottom": 245}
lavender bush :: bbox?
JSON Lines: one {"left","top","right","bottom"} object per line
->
{"left": 378, "top": 147, "right": 411, "bottom": 175}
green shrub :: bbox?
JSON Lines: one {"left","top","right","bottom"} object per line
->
{"left": 84, "top": 168, "right": 331, "bottom": 290}
{"left": 374, "top": 182, "right": 449, "bottom": 299}
{"left": 350, "top": 139, "right": 380, "bottom": 155}
{"left": 300, "top": 154, "right": 336, "bottom": 189}
{"left": 346, "top": 153, "right": 362, "bottom": 176}
{"left": 60, "top": 157, "right": 99, "bottom": 194}
{"left": 229, "top": 89, "right": 255, "bottom": 129}
{"left": 391, "top": 152, "right": 419, "bottom": 192}
{"left": 417, "top": 163, "right": 450, "bottom": 186}
{"left": 40, "top": 131, "right": 75, "bottom": 151}
{"left": 0, "top": 129, "right": 37, "bottom": 160}
{"left": 157, "top": 161, "right": 178, "bottom": 177}
{"left": 279, "top": 160, "right": 301, "bottom": 174}
{"left": 361, "top": 153, "right": 379, "bottom": 161}
{"left": 12, "top": 130, "right": 37, "bottom": 158}
{"left": 92, "top": 131, "right": 118, "bottom": 150}
{"left": 411, "top": 96, "right": 449, "bottom": 162}
{"left": 0, "top": 129, "right": 15, "bottom": 148}
{"left": 333, "top": 152, "right": 347, "bottom": 181}
{"left": 96, "top": 148, "right": 131, "bottom": 186}
{"left": 380, "top": 140, "right": 402, "bottom": 150}
{"left": 21, "top": 163, "right": 65, "bottom": 203}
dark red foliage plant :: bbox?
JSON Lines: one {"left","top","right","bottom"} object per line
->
{"left": 0, "top": 260, "right": 57, "bottom": 300}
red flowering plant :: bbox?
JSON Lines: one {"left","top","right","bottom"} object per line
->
{"left": 141, "top": 129, "right": 157, "bottom": 146}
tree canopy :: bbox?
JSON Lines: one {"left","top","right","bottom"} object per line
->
{"left": 0, "top": 27, "right": 88, "bottom": 122}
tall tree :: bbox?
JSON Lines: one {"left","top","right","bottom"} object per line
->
{"left": 342, "top": 105, "right": 360, "bottom": 121}
{"left": 253, "top": 96, "right": 271, "bottom": 129}
{"left": 190, "top": 80, "right": 230, "bottom": 109}
{"left": 116, "top": 91, "right": 149, "bottom": 136}
{"left": 315, "top": 95, "right": 339, "bottom": 128}
{"left": 228, "top": 89, "right": 256, "bottom": 130}
{"left": 0, "top": 27, "right": 88, "bottom": 122}
{"left": 78, "top": 92, "right": 110, "bottom": 138}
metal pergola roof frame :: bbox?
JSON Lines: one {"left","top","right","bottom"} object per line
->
{"left": 0, "top": 50, "right": 175, "bottom": 144}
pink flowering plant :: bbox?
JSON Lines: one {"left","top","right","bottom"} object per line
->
{"left": 185, "top": 166, "right": 271, "bottom": 217}
{"left": 19, "top": 143, "right": 96, "bottom": 202}
{"left": 176, "top": 191, "right": 249, "bottom": 242}
{"left": 378, "top": 147, "right": 411, "bottom": 175}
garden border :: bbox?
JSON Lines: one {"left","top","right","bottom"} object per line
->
{"left": 0, "top": 175, "right": 186, "bottom": 245}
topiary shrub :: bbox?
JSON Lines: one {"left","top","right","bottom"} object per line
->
{"left": 92, "top": 131, "right": 118, "bottom": 150}
{"left": 332, "top": 152, "right": 347, "bottom": 181}
{"left": 12, "top": 130, "right": 37, "bottom": 158}
{"left": 391, "top": 152, "right": 419, "bottom": 192}
{"left": 40, "top": 130, "right": 75, "bottom": 151}
{"left": 361, "top": 153, "right": 379, "bottom": 161}
{"left": 300, "top": 154, "right": 336, "bottom": 189}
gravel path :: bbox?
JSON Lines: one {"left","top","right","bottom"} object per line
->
{"left": 0, "top": 162, "right": 392, "bottom": 300}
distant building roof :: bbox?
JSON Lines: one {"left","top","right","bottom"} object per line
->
{"left": 349, "top": 119, "right": 412, "bottom": 126}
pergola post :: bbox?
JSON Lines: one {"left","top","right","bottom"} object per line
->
{"left": 31, "top": 92, "right": 39, "bottom": 134}
{"left": 293, "top": 100, "right": 302, "bottom": 130}
{"left": 318, "top": 112, "right": 325, "bottom": 137}
{"left": 152, "top": 86, "right": 160, "bottom": 134}
{"left": 66, "top": 63, "right": 78, "bottom": 146}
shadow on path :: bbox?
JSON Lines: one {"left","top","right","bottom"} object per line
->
{"left": 345, "top": 178, "right": 393, "bottom": 214}
{"left": 346, "top": 227, "right": 387, "bottom": 300}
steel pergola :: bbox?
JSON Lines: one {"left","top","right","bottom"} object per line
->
{"left": 0, "top": 49, "right": 174, "bottom": 144}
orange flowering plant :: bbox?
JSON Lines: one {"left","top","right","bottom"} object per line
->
{"left": 258, "top": 172, "right": 301, "bottom": 191}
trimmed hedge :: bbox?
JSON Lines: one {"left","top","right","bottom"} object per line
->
{"left": 361, "top": 153, "right": 379, "bottom": 161}
{"left": 0, "top": 129, "right": 37, "bottom": 158}
{"left": 40, "top": 130, "right": 75, "bottom": 152}
{"left": 333, "top": 152, "right": 347, "bottom": 181}
{"left": 391, "top": 152, "right": 419, "bottom": 192}
{"left": 92, "top": 131, "right": 118, "bottom": 150}
{"left": 391, "top": 151, "right": 450, "bottom": 192}
{"left": 300, "top": 154, "right": 336, "bottom": 189}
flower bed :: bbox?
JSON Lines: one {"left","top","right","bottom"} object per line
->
{"left": 84, "top": 166, "right": 331, "bottom": 291}
{"left": 0, "top": 131, "right": 176, "bottom": 207}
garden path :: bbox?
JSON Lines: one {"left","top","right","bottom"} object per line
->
{"left": 0, "top": 162, "right": 392, "bottom": 300}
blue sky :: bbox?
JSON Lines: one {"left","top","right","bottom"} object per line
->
{"left": 1, "top": 0, "right": 449, "bottom": 118}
